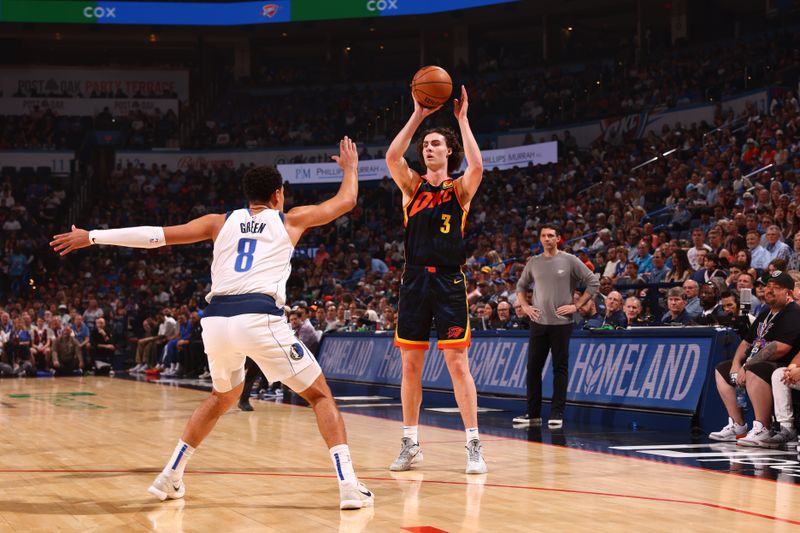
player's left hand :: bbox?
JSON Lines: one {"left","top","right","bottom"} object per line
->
{"left": 331, "top": 136, "right": 358, "bottom": 172}
{"left": 50, "top": 225, "right": 92, "bottom": 256}
{"left": 453, "top": 85, "right": 469, "bottom": 120}
{"left": 556, "top": 304, "right": 578, "bottom": 316}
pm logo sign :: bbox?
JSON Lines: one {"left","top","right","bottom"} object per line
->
{"left": 567, "top": 340, "right": 703, "bottom": 407}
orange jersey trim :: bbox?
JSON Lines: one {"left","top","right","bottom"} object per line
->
{"left": 402, "top": 177, "right": 425, "bottom": 227}
{"left": 453, "top": 178, "right": 469, "bottom": 237}
{"left": 437, "top": 327, "right": 471, "bottom": 350}
{"left": 394, "top": 330, "right": 430, "bottom": 350}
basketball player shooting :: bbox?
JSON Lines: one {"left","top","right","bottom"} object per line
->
{"left": 50, "top": 137, "right": 374, "bottom": 510}
{"left": 385, "top": 84, "right": 487, "bottom": 474}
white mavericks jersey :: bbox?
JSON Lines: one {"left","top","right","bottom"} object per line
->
{"left": 206, "top": 208, "right": 293, "bottom": 306}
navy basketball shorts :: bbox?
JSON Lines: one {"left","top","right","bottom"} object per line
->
{"left": 394, "top": 265, "right": 471, "bottom": 351}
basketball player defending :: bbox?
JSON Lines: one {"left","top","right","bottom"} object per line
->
{"left": 385, "top": 86, "right": 487, "bottom": 474}
{"left": 50, "top": 138, "right": 374, "bottom": 510}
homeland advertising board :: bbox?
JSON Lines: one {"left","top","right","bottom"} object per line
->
{"left": 319, "top": 331, "right": 719, "bottom": 413}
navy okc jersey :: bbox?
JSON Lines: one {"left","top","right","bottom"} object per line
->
{"left": 402, "top": 177, "right": 466, "bottom": 267}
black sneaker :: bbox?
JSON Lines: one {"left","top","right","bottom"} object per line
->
{"left": 548, "top": 411, "right": 563, "bottom": 428}
{"left": 512, "top": 413, "right": 542, "bottom": 426}
{"left": 238, "top": 400, "right": 254, "bottom": 412}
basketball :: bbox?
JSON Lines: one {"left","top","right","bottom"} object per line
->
{"left": 411, "top": 66, "right": 453, "bottom": 108}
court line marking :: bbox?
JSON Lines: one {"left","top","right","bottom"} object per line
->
{"left": 116, "top": 377, "right": 800, "bottom": 488}
{"left": 0, "top": 467, "right": 797, "bottom": 525}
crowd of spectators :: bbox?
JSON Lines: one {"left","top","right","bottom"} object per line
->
{"left": 188, "top": 28, "right": 800, "bottom": 148}
{"left": 1, "top": 80, "right": 800, "bottom": 379}
{"left": 0, "top": 104, "right": 180, "bottom": 150}
{"left": 2, "top": 24, "right": 800, "bottom": 380}
{"left": 3, "top": 26, "right": 799, "bottom": 151}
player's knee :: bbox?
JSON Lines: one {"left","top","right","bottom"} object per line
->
{"left": 402, "top": 356, "right": 424, "bottom": 376}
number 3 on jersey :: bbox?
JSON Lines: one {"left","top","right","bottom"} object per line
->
{"left": 440, "top": 214, "right": 451, "bottom": 234}
{"left": 234, "top": 238, "right": 257, "bottom": 272}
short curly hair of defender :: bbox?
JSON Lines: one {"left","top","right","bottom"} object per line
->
{"left": 242, "top": 166, "right": 283, "bottom": 203}
{"left": 415, "top": 127, "right": 464, "bottom": 174}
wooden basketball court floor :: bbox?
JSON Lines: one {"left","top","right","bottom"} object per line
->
{"left": 1, "top": 377, "right": 799, "bottom": 532}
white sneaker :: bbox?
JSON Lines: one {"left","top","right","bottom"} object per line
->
{"left": 465, "top": 439, "right": 488, "bottom": 474}
{"left": 389, "top": 437, "right": 423, "bottom": 471}
{"left": 738, "top": 422, "right": 771, "bottom": 447}
{"left": 512, "top": 413, "right": 542, "bottom": 426}
{"left": 147, "top": 473, "right": 185, "bottom": 501}
{"left": 708, "top": 417, "right": 747, "bottom": 442}
{"left": 759, "top": 426, "right": 798, "bottom": 449}
{"left": 339, "top": 482, "right": 374, "bottom": 510}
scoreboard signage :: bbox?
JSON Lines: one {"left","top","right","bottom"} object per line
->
{"left": 0, "top": 0, "right": 517, "bottom": 26}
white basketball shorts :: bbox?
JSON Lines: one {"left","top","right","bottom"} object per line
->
{"left": 200, "top": 313, "right": 321, "bottom": 393}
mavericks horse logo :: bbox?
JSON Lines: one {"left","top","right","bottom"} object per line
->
{"left": 290, "top": 343, "right": 304, "bottom": 361}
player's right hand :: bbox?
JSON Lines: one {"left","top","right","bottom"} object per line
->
{"left": 520, "top": 304, "right": 540, "bottom": 321}
{"left": 331, "top": 136, "right": 358, "bottom": 171}
{"left": 412, "top": 94, "right": 442, "bottom": 119}
{"left": 50, "top": 225, "right": 92, "bottom": 256}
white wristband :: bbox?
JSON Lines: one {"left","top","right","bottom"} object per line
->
{"left": 89, "top": 226, "right": 166, "bottom": 249}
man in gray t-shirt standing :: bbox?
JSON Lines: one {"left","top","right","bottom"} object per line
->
{"left": 513, "top": 225, "right": 599, "bottom": 427}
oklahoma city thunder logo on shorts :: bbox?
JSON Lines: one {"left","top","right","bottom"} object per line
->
{"left": 290, "top": 343, "right": 305, "bottom": 361}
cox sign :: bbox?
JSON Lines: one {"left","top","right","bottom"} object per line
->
{"left": 367, "top": 0, "right": 398, "bottom": 11}
{"left": 82, "top": 7, "right": 117, "bottom": 19}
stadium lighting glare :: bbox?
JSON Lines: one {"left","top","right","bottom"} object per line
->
{"left": 567, "top": 26, "right": 573, "bottom": 31}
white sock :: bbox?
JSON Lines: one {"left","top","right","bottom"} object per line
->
{"left": 403, "top": 425, "right": 418, "bottom": 444}
{"left": 753, "top": 420, "right": 765, "bottom": 431}
{"left": 329, "top": 444, "right": 358, "bottom": 487}
{"left": 163, "top": 439, "right": 195, "bottom": 482}
{"left": 466, "top": 427, "right": 480, "bottom": 444}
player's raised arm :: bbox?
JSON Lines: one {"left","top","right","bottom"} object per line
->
{"left": 454, "top": 85, "right": 484, "bottom": 206}
{"left": 284, "top": 136, "right": 359, "bottom": 245}
{"left": 50, "top": 214, "right": 225, "bottom": 256}
{"left": 385, "top": 96, "right": 441, "bottom": 199}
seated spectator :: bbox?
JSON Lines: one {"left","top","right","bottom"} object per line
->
{"left": 622, "top": 296, "right": 650, "bottom": 327}
{"left": 664, "top": 249, "right": 694, "bottom": 288}
{"left": 90, "top": 317, "right": 115, "bottom": 374}
{"left": 691, "top": 252, "right": 727, "bottom": 284}
{"left": 11, "top": 318, "right": 33, "bottom": 376}
{"left": 682, "top": 279, "right": 702, "bottom": 318}
{"left": 511, "top": 301, "right": 530, "bottom": 330}
{"left": 687, "top": 228, "right": 712, "bottom": 271}
{"left": 615, "top": 262, "right": 646, "bottom": 298}
{"left": 660, "top": 287, "right": 695, "bottom": 325}
{"left": 575, "top": 298, "right": 604, "bottom": 330}
{"left": 473, "top": 301, "right": 501, "bottom": 330}
{"left": 289, "top": 309, "right": 319, "bottom": 354}
{"left": 787, "top": 232, "right": 800, "bottom": 271}
{"left": 495, "top": 300, "right": 524, "bottom": 330}
{"left": 709, "top": 272, "right": 800, "bottom": 446}
{"left": 602, "top": 291, "right": 626, "bottom": 327}
{"left": 594, "top": 276, "right": 614, "bottom": 315}
{"left": 632, "top": 240, "right": 653, "bottom": 275}
{"left": 747, "top": 230, "right": 770, "bottom": 271}
{"left": 763, "top": 225, "right": 792, "bottom": 264}
{"left": 646, "top": 250, "right": 669, "bottom": 284}
{"left": 52, "top": 325, "right": 83, "bottom": 376}
{"left": 693, "top": 282, "right": 727, "bottom": 325}
{"left": 30, "top": 316, "right": 52, "bottom": 371}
